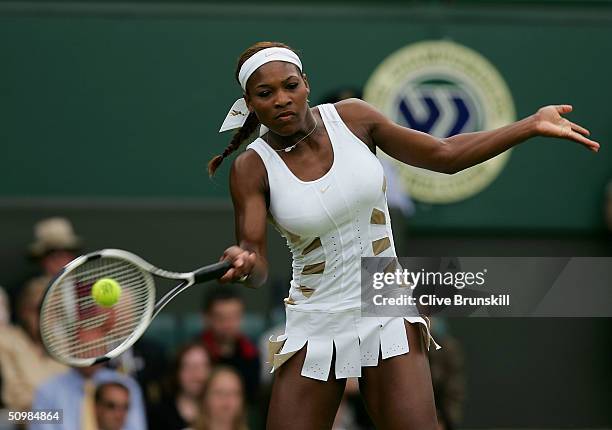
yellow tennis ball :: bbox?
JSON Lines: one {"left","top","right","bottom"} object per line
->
{"left": 91, "top": 278, "right": 122, "bottom": 307}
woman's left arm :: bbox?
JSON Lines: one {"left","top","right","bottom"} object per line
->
{"left": 346, "top": 99, "right": 600, "bottom": 174}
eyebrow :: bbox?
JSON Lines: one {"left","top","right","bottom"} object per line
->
{"left": 255, "top": 75, "right": 299, "bottom": 89}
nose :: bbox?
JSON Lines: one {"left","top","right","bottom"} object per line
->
{"left": 274, "top": 89, "right": 292, "bottom": 108}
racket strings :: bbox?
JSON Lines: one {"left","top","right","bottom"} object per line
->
{"left": 40, "top": 257, "right": 155, "bottom": 364}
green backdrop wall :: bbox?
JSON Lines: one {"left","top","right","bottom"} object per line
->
{"left": 1, "top": 1, "right": 611, "bottom": 232}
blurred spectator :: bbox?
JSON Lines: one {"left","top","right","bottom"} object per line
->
{"left": 428, "top": 317, "right": 466, "bottom": 430}
{"left": 109, "top": 337, "right": 167, "bottom": 408}
{"left": 320, "top": 87, "right": 363, "bottom": 104}
{"left": 200, "top": 288, "right": 260, "bottom": 402}
{"left": 150, "top": 342, "right": 211, "bottom": 430}
{"left": 192, "top": 366, "right": 248, "bottom": 430}
{"left": 0, "top": 286, "right": 9, "bottom": 326}
{"left": 95, "top": 382, "right": 131, "bottom": 430}
{"left": 30, "top": 364, "right": 146, "bottom": 430}
{"left": 28, "top": 217, "right": 81, "bottom": 277}
{"left": 0, "top": 276, "right": 66, "bottom": 411}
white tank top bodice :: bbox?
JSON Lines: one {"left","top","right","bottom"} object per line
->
{"left": 246, "top": 103, "right": 397, "bottom": 312}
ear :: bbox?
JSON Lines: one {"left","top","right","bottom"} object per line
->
{"left": 302, "top": 73, "right": 310, "bottom": 92}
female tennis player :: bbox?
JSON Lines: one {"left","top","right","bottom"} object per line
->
{"left": 209, "top": 41, "right": 599, "bottom": 430}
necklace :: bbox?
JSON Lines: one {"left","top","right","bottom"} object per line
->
{"left": 273, "top": 115, "right": 318, "bottom": 153}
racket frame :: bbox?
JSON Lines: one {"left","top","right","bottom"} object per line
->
{"left": 40, "top": 249, "right": 230, "bottom": 367}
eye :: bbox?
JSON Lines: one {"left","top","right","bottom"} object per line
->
{"left": 258, "top": 90, "right": 271, "bottom": 97}
{"left": 287, "top": 82, "right": 299, "bottom": 89}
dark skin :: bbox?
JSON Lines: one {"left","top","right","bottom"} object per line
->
{"left": 217, "top": 61, "right": 599, "bottom": 429}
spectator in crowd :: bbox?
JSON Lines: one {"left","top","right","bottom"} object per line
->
{"left": 319, "top": 87, "right": 362, "bottom": 104}
{"left": 0, "top": 276, "right": 66, "bottom": 411}
{"left": 109, "top": 337, "right": 168, "bottom": 408}
{"left": 95, "top": 382, "right": 131, "bottom": 430}
{"left": 0, "top": 217, "right": 79, "bottom": 413}
{"left": 28, "top": 217, "right": 81, "bottom": 277}
{"left": 192, "top": 366, "right": 248, "bottom": 430}
{"left": 150, "top": 342, "right": 211, "bottom": 430}
{"left": 200, "top": 288, "right": 260, "bottom": 402}
{"left": 30, "top": 364, "right": 147, "bottom": 430}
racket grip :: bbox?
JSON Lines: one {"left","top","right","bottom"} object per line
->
{"left": 193, "top": 260, "right": 232, "bottom": 283}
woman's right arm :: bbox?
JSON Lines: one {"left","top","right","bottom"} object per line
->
{"left": 218, "top": 150, "right": 269, "bottom": 288}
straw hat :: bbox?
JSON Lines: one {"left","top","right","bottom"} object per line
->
{"left": 28, "top": 217, "right": 82, "bottom": 258}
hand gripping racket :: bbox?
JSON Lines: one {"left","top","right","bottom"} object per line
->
{"left": 39, "top": 249, "right": 231, "bottom": 367}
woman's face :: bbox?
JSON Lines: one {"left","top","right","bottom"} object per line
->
{"left": 203, "top": 371, "right": 243, "bottom": 424}
{"left": 178, "top": 346, "right": 211, "bottom": 397}
{"left": 244, "top": 61, "right": 310, "bottom": 137}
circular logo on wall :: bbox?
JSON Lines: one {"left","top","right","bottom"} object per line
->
{"left": 364, "top": 40, "right": 515, "bottom": 204}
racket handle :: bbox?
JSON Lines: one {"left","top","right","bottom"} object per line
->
{"left": 193, "top": 260, "right": 232, "bottom": 283}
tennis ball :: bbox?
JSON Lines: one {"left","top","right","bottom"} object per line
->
{"left": 91, "top": 278, "right": 122, "bottom": 307}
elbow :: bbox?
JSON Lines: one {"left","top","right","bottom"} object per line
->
{"left": 435, "top": 141, "right": 458, "bottom": 174}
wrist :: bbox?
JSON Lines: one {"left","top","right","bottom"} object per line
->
{"left": 237, "top": 254, "right": 267, "bottom": 288}
{"left": 526, "top": 112, "right": 541, "bottom": 138}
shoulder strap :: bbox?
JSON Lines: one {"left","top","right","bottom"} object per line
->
{"left": 246, "top": 137, "right": 287, "bottom": 181}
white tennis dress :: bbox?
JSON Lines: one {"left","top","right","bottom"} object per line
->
{"left": 246, "top": 103, "right": 441, "bottom": 381}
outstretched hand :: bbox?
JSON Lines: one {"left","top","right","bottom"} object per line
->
{"left": 534, "top": 105, "right": 600, "bottom": 152}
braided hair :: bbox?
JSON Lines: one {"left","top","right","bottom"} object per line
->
{"left": 207, "top": 41, "right": 299, "bottom": 177}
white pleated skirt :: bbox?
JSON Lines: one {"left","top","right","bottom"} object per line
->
{"left": 267, "top": 306, "right": 442, "bottom": 381}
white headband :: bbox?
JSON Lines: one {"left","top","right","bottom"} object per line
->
{"left": 219, "top": 47, "right": 303, "bottom": 136}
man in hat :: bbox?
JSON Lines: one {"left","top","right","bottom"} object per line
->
{"left": 28, "top": 216, "right": 82, "bottom": 277}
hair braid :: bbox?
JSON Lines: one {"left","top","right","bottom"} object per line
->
{"left": 207, "top": 112, "right": 260, "bottom": 177}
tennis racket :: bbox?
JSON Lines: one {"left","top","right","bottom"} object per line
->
{"left": 39, "top": 248, "right": 231, "bottom": 367}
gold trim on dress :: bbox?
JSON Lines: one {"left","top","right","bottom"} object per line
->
{"left": 267, "top": 337, "right": 286, "bottom": 364}
{"left": 302, "top": 261, "right": 325, "bottom": 275}
{"left": 299, "top": 286, "right": 315, "bottom": 298}
{"left": 372, "top": 237, "right": 391, "bottom": 255}
{"left": 370, "top": 208, "right": 386, "bottom": 225}
{"left": 383, "top": 258, "right": 397, "bottom": 273}
{"left": 302, "top": 237, "right": 322, "bottom": 255}
{"left": 273, "top": 349, "right": 300, "bottom": 369}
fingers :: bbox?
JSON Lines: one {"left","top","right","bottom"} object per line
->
{"left": 219, "top": 267, "right": 236, "bottom": 283}
{"left": 218, "top": 247, "right": 257, "bottom": 283}
{"left": 553, "top": 105, "right": 599, "bottom": 151}
{"left": 569, "top": 120, "right": 590, "bottom": 136}
{"left": 569, "top": 130, "right": 600, "bottom": 152}
{"left": 556, "top": 104, "right": 573, "bottom": 114}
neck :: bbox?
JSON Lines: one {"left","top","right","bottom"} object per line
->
{"left": 176, "top": 394, "right": 199, "bottom": 422}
